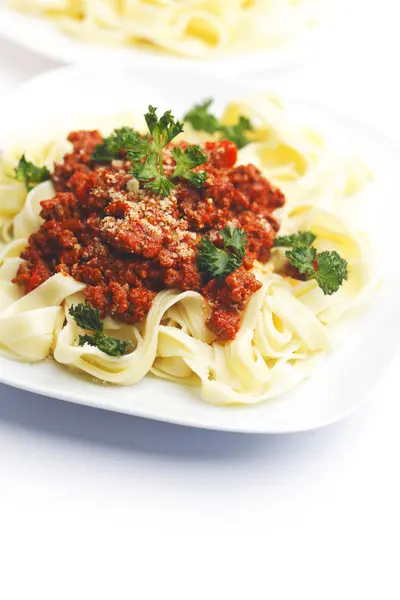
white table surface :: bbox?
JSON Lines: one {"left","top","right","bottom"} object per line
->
{"left": 0, "top": 1, "right": 399, "bottom": 598}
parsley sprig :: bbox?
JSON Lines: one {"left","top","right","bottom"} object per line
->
{"left": 196, "top": 225, "right": 247, "bottom": 278}
{"left": 69, "top": 303, "right": 133, "bottom": 357}
{"left": 170, "top": 146, "right": 208, "bottom": 187}
{"left": 274, "top": 231, "right": 317, "bottom": 249}
{"left": 15, "top": 155, "right": 51, "bottom": 191}
{"left": 131, "top": 106, "right": 207, "bottom": 196}
{"left": 274, "top": 231, "right": 348, "bottom": 295}
{"left": 184, "top": 99, "right": 253, "bottom": 149}
{"left": 220, "top": 226, "right": 248, "bottom": 258}
{"left": 93, "top": 107, "right": 208, "bottom": 196}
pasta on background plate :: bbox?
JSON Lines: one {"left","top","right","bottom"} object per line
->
{"left": 6, "top": 0, "right": 320, "bottom": 58}
{"left": 0, "top": 96, "right": 373, "bottom": 406}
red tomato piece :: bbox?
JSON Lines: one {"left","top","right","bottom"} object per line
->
{"left": 205, "top": 140, "right": 238, "bottom": 169}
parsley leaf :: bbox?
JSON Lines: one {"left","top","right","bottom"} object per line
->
{"left": 69, "top": 303, "right": 133, "bottom": 357}
{"left": 144, "top": 106, "right": 183, "bottom": 183}
{"left": 79, "top": 332, "right": 132, "bottom": 357}
{"left": 15, "top": 155, "right": 51, "bottom": 191}
{"left": 183, "top": 99, "right": 220, "bottom": 134}
{"left": 184, "top": 99, "right": 253, "bottom": 149}
{"left": 106, "top": 127, "right": 139, "bottom": 154}
{"left": 196, "top": 237, "right": 242, "bottom": 278}
{"left": 171, "top": 145, "right": 207, "bottom": 187}
{"left": 196, "top": 226, "right": 247, "bottom": 278}
{"left": 221, "top": 116, "right": 253, "bottom": 149}
{"left": 220, "top": 225, "right": 247, "bottom": 258}
{"left": 126, "top": 135, "right": 154, "bottom": 162}
{"left": 278, "top": 232, "right": 348, "bottom": 295}
{"left": 274, "top": 231, "right": 317, "bottom": 249}
{"left": 314, "top": 251, "right": 348, "bottom": 295}
{"left": 286, "top": 246, "right": 318, "bottom": 278}
{"left": 131, "top": 151, "right": 159, "bottom": 182}
{"left": 148, "top": 174, "right": 175, "bottom": 197}
{"left": 92, "top": 127, "right": 142, "bottom": 161}
{"left": 131, "top": 151, "right": 175, "bottom": 196}
{"left": 145, "top": 105, "right": 184, "bottom": 151}
{"left": 69, "top": 303, "right": 103, "bottom": 332}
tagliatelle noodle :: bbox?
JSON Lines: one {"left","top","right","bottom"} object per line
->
{"left": 6, "top": 0, "right": 320, "bottom": 58}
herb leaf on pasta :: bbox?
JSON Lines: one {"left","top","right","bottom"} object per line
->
{"left": 171, "top": 145, "right": 207, "bottom": 187}
{"left": 196, "top": 226, "right": 247, "bottom": 278}
{"left": 69, "top": 303, "right": 133, "bottom": 357}
{"left": 277, "top": 231, "right": 348, "bottom": 295}
{"left": 184, "top": 99, "right": 253, "bottom": 149}
{"left": 15, "top": 155, "right": 51, "bottom": 191}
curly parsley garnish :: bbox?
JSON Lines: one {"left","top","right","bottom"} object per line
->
{"left": 220, "top": 225, "right": 248, "bottom": 258}
{"left": 196, "top": 225, "right": 247, "bottom": 278}
{"left": 91, "top": 126, "right": 141, "bottom": 161}
{"left": 78, "top": 333, "right": 132, "bottom": 357}
{"left": 131, "top": 106, "right": 183, "bottom": 197}
{"left": 197, "top": 237, "right": 242, "bottom": 278}
{"left": 131, "top": 151, "right": 174, "bottom": 197}
{"left": 184, "top": 99, "right": 220, "bottom": 134}
{"left": 274, "top": 231, "right": 317, "bottom": 249}
{"left": 170, "top": 145, "right": 207, "bottom": 187}
{"left": 93, "top": 107, "right": 208, "bottom": 196}
{"left": 145, "top": 105, "right": 184, "bottom": 149}
{"left": 274, "top": 230, "right": 348, "bottom": 295}
{"left": 129, "top": 105, "right": 207, "bottom": 196}
{"left": 92, "top": 126, "right": 156, "bottom": 163}
{"left": 15, "top": 155, "right": 51, "bottom": 191}
{"left": 69, "top": 303, "right": 133, "bottom": 357}
{"left": 184, "top": 99, "right": 253, "bottom": 149}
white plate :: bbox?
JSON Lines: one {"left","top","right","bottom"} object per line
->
{"left": 0, "top": 65, "right": 399, "bottom": 433}
{"left": 0, "top": 4, "right": 328, "bottom": 75}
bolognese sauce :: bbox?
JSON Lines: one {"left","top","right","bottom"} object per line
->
{"left": 13, "top": 130, "right": 285, "bottom": 341}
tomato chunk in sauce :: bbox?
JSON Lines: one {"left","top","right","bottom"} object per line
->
{"left": 14, "top": 132, "right": 285, "bottom": 341}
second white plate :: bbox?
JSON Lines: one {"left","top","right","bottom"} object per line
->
{"left": 0, "top": 4, "right": 328, "bottom": 75}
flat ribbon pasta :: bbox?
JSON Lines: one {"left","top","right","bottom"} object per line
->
{"left": 234, "top": 96, "right": 373, "bottom": 218}
{"left": 153, "top": 273, "right": 330, "bottom": 405}
{"left": 6, "top": 0, "right": 320, "bottom": 58}
{"left": 0, "top": 259, "right": 85, "bottom": 361}
{"left": 54, "top": 290, "right": 203, "bottom": 385}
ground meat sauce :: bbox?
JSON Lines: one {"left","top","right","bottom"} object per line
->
{"left": 14, "top": 131, "right": 285, "bottom": 341}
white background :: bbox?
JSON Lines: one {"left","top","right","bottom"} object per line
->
{"left": 0, "top": 1, "right": 399, "bottom": 598}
